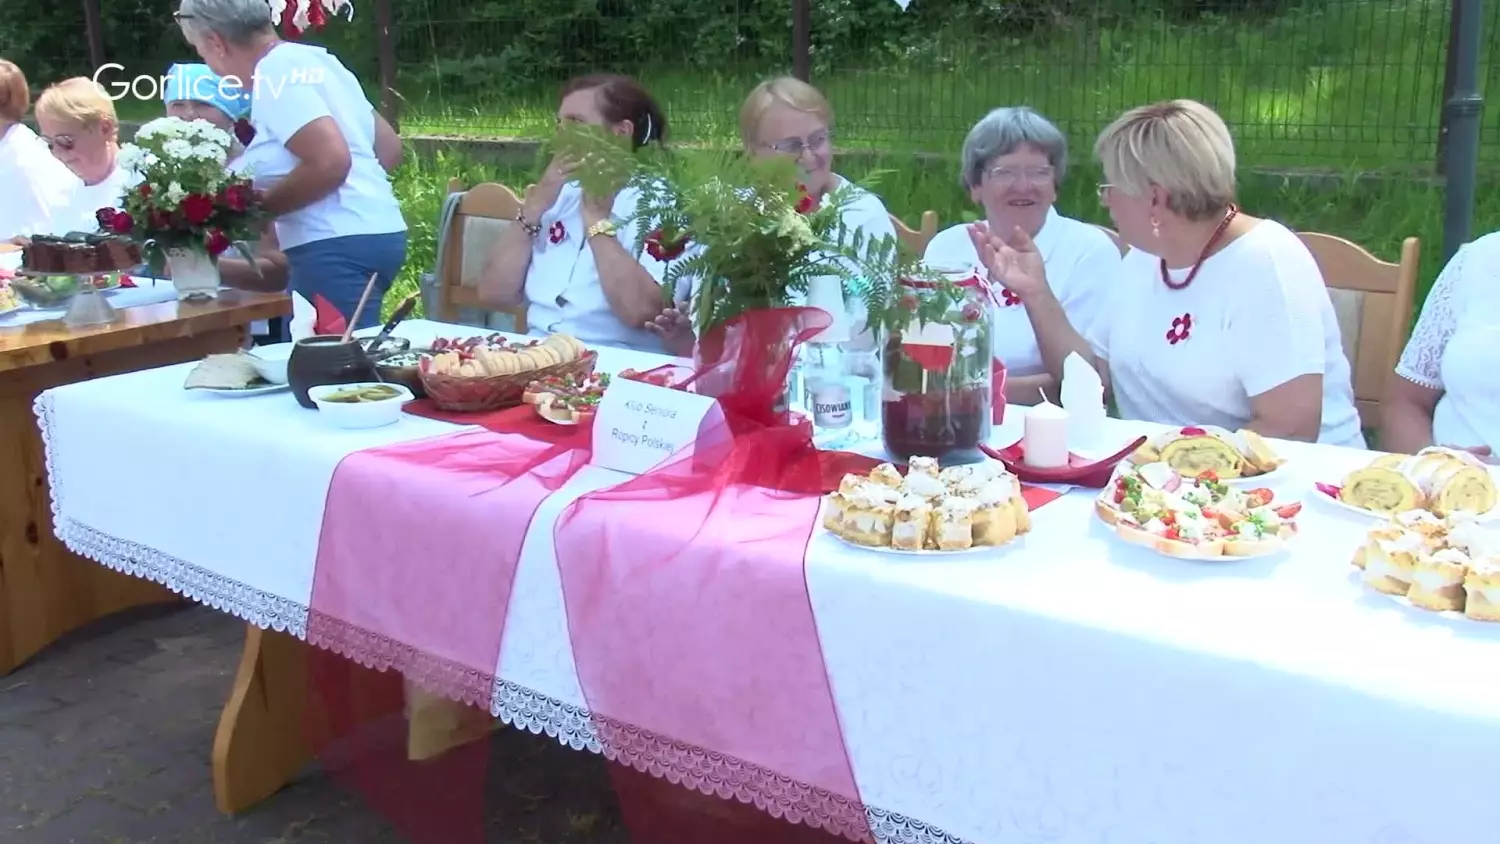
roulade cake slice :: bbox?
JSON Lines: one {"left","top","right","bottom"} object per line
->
{"left": 1339, "top": 466, "right": 1422, "bottom": 514}
{"left": 1463, "top": 558, "right": 1500, "bottom": 622}
{"left": 1407, "top": 547, "right": 1470, "bottom": 612}
{"left": 1420, "top": 450, "right": 1496, "bottom": 517}
{"left": 1154, "top": 427, "right": 1245, "bottom": 479}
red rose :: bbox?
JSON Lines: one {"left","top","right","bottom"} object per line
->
{"left": 149, "top": 209, "right": 173, "bottom": 230}
{"left": 644, "top": 228, "right": 688, "bottom": 262}
{"left": 95, "top": 207, "right": 118, "bottom": 228}
{"left": 794, "top": 189, "right": 818, "bottom": 215}
{"left": 138, "top": 183, "right": 153, "bottom": 198}
{"left": 204, "top": 229, "right": 231, "bottom": 257}
{"left": 106, "top": 211, "right": 134, "bottom": 234}
{"left": 219, "top": 183, "right": 251, "bottom": 212}
{"left": 181, "top": 193, "right": 215, "bottom": 225}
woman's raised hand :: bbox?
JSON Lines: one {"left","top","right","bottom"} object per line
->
{"left": 522, "top": 155, "right": 577, "bottom": 222}
{"left": 967, "top": 222, "right": 1050, "bottom": 302}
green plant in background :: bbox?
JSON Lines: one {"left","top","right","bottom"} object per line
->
{"left": 554, "top": 122, "right": 941, "bottom": 338}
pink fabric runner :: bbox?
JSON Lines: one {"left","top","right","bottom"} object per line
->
{"left": 305, "top": 425, "right": 590, "bottom": 844}
{"left": 553, "top": 422, "right": 875, "bottom": 843}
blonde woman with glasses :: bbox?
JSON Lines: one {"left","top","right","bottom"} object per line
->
{"left": 648, "top": 76, "right": 897, "bottom": 353}
{"left": 925, "top": 107, "right": 1121, "bottom": 405}
{"left": 32, "top": 78, "right": 136, "bottom": 236}
{"left": 970, "top": 99, "right": 1363, "bottom": 446}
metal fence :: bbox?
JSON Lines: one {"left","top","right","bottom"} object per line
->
{"left": 8, "top": 0, "right": 1494, "bottom": 169}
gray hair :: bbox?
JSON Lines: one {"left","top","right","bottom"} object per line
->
{"left": 960, "top": 106, "right": 1068, "bottom": 190}
{"left": 176, "top": 0, "right": 275, "bottom": 45}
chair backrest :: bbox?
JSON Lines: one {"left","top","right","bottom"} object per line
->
{"left": 1094, "top": 224, "right": 1128, "bottom": 256}
{"left": 436, "top": 179, "right": 528, "bottom": 333}
{"left": 1296, "top": 232, "right": 1420, "bottom": 431}
{"left": 890, "top": 210, "right": 939, "bottom": 255}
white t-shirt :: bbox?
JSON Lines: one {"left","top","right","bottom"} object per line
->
{"left": 1088, "top": 219, "right": 1365, "bottom": 447}
{"left": 246, "top": 42, "right": 406, "bottom": 250}
{"left": 924, "top": 207, "right": 1121, "bottom": 376}
{"left": 49, "top": 161, "right": 136, "bottom": 236}
{"left": 1395, "top": 231, "right": 1500, "bottom": 451}
{"left": 523, "top": 182, "right": 677, "bottom": 352}
{"left": 0, "top": 124, "right": 79, "bottom": 240}
{"left": 785, "top": 177, "right": 898, "bottom": 338}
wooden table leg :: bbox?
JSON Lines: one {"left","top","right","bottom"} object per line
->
{"left": 212, "top": 625, "right": 311, "bottom": 814}
{"left": 0, "top": 328, "right": 248, "bottom": 675}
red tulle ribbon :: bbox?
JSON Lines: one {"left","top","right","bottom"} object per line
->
{"left": 553, "top": 307, "right": 879, "bottom": 843}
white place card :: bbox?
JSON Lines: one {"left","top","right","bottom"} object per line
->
{"left": 590, "top": 377, "right": 725, "bottom": 475}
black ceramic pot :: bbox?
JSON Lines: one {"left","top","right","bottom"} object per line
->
{"left": 287, "top": 335, "right": 378, "bottom": 409}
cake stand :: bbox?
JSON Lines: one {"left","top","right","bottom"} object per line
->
{"left": 14, "top": 269, "right": 120, "bottom": 327}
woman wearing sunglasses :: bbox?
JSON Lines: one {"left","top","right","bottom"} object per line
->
{"left": 0, "top": 60, "right": 80, "bottom": 242}
{"left": 31, "top": 77, "right": 135, "bottom": 236}
{"left": 175, "top": 0, "right": 406, "bottom": 332}
{"left": 647, "top": 76, "right": 899, "bottom": 354}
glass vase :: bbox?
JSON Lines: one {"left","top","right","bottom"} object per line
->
{"left": 881, "top": 268, "right": 993, "bottom": 465}
{"left": 166, "top": 245, "right": 220, "bottom": 301}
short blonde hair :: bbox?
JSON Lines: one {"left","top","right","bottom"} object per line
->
{"left": 0, "top": 60, "right": 28, "bottom": 124}
{"left": 739, "top": 76, "right": 832, "bottom": 148}
{"left": 1094, "top": 99, "right": 1236, "bottom": 222}
{"left": 35, "top": 77, "right": 118, "bottom": 136}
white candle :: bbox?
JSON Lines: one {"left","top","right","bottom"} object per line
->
{"left": 1024, "top": 398, "right": 1070, "bottom": 469}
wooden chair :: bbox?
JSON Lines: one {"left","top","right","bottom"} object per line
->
{"left": 890, "top": 210, "right": 939, "bottom": 255}
{"left": 1297, "top": 232, "right": 1420, "bottom": 431}
{"left": 1094, "top": 224, "right": 1128, "bottom": 256}
{"left": 435, "top": 178, "right": 528, "bottom": 332}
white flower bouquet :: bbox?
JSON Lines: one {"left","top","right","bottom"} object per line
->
{"left": 96, "top": 116, "right": 263, "bottom": 274}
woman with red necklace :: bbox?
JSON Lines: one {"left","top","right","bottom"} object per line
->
{"left": 970, "top": 99, "right": 1364, "bottom": 447}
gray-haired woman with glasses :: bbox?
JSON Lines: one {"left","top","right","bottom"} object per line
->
{"left": 925, "top": 106, "right": 1122, "bottom": 405}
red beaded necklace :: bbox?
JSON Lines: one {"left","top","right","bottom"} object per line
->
{"left": 1160, "top": 204, "right": 1239, "bottom": 291}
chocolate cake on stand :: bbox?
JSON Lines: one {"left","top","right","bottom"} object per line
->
{"left": 16, "top": 233, "right": 144, "bottom": 327}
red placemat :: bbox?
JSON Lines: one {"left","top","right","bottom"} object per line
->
{"left": 403, "top": 400, "right": 584, "bottom": 444}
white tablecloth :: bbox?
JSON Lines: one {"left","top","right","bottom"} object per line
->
{"left": 35, "top": 319, "right": 1500, "bottom": 844}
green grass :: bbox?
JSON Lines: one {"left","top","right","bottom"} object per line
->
{"left": 380, "top": 0, "right": 1499, "bottom": 169}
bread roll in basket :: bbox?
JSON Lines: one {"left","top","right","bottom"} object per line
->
{"left": 419, "top": 333, "right": 596, "bottom": 412}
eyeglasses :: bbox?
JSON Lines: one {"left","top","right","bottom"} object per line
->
{"left": 41, "top": 134, "right": 76, "bottom": 152}
{"left": 984, "top": 165, "right": 1054, "bottom": 187}
{"left": 1096, "top": 183, "right": 1114, "bottom": 203}
{"left": 766, "top": 131, "right": 832, "bottom": 156}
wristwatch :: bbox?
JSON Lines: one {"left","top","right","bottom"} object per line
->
{"left": 586, "top": 219, "right": 618, "bottom": 240}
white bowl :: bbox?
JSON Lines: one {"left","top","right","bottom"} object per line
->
{"left": 307, "top": 381, "right": 413, "bottom": 429}
{"left": 245, "top": 342, "right": 294, "bottom": 384}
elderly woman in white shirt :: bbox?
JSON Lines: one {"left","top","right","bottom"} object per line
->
{"left": 1382, "top": 232, "right": 1500, "bottom": 459}
{"left": 925, "top": 106, "right": 1121, "bottom": 404}
{"left": 971, "top": 99, "right": 1364, "bottom": 447}
{"left": 31, "top": 77, "right": 136, "bottom": 236}
{"left": 478, "top": 73, "right": 674, "bottom": 352}
{"left": 648, "top": 76, "right": 899, "bottom": 354}
{"left": 0, "top": 60, "right": 79, "bottom": 241}
{"left": 176, "top": 0, "right": 405, "bottom": 332}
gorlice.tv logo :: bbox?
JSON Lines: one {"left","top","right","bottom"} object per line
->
{"left": 90, "top": 63, "right": 325, "bottom": 102}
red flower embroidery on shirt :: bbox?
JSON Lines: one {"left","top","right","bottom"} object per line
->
{"left": 549, "top": 221, "right": 566, "bottom": 245}
{"left": 1166, "top": 313, "right": 1193, "bottom": 345}
{"left": 1000, "top": 287, "right": 1022, "bottom": 307}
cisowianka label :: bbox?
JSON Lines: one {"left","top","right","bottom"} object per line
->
{"left": 811, "top": 383, "right": 853, "bottom": 428}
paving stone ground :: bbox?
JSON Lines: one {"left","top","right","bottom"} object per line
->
{"left": 0, "top": 604, "right": 634, "bottom": 843}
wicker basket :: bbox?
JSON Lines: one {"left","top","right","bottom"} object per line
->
{"left": 419, "top": 350, "right": 598, "bottom": 412}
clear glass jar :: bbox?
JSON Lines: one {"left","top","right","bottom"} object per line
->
{"left": 881, "top": 267, "right": 993, "bottom": 464}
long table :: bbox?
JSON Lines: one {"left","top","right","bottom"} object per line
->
{"left": 34, "top": 318, "right": 1500, "bottom": 843}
